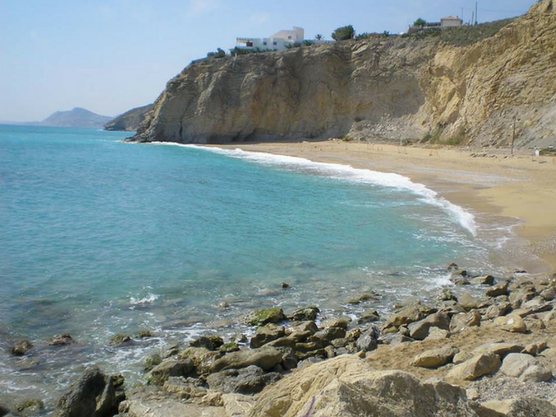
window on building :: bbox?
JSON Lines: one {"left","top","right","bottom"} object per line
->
{"left": 273, "top": 41, "right": 277, "bottom": 45}
{"left": 288, "top": 36, "right": 292, "bottom": 40}
{"left": 246, "top": 41, "right": 253, "bottom": 47}
{"left": 263, "top": 41, "right": 267, "bottom": 45}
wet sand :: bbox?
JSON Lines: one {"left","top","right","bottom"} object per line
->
{"left": 210, "top": 140, "right": 556, "bottom": 274}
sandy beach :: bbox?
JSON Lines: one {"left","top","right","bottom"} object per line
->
{"left": 212, "top": 140, "right": 556, "bottom": 274}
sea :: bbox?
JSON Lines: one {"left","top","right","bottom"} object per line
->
{"left": 0, "top": 125, "right": 520, "bottom": 410}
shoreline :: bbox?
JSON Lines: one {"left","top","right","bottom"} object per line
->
{"left": 208, "top": 140, "right": 556, "bottom": 275}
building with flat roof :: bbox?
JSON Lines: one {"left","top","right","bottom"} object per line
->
{"left": 235, "top": 27, "right": 305, "bottom": 52}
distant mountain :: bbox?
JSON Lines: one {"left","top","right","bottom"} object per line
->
{"left": 104, "top": 104, "right": 153, "bottom": 132}
{"left": 39, "top": 107, "right": 113, "bottom": 128}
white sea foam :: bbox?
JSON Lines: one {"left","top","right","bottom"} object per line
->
{"left": 129, "top": 293, "right": 159, "bottom": 305}
{"left": 153, "top": 142, "right": 477, "bottom": 236}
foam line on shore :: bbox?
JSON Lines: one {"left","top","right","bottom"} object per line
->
{"left": 152, "top": 142, "right": 477, "bottom": 236}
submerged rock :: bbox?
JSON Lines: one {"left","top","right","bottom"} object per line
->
{"left": 48, "top": 333, "right": 73, "bottom": 346}
{"left": 242, "top": 308, "right": 286, "bottom": 326}
{"left": 11, "top": 340, "right": 33, "bottom": 356}
{"left": 190, "top": 335, "right": 224, "bottom": 351}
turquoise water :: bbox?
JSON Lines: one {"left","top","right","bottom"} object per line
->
{"left": 0, "top": 125, "right": 497, "bottom": 405}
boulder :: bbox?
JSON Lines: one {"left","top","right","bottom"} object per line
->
{"left": 206, "top": 365, "right": 282, "bottom": 394}
{"left": 480, "top": 398, "right": 556, "bottom": 417}
{"left": 450, "top": 270, "right": 470, "bottom": 285}
{"left": 425, "top": 327, "right": 450, "bottom": 340}
{"left": 493, "top": 314, "right": 528, "bottom": 333}
{"left": 163, "top": 378, "right": 209, "bottom": 400}
{"left": 521, "top": 298, "right": 553, "bottom": 315}
{"left": 381, "top": 302, "right": 436, "bottom": 332}
{"left": 241, "top": 308, "right": 286, "bottom": 326}
{"left": 309, "top": 326, "right": 346, "bottom": 344}
{"left": 288, "top": 321, "right": 318, "bottom": 341}
{"left": 500, "top": 353, "right": 552, "bottom": 382}
{"left": 358, "top": 310, "right": 380, "bottom": 324}
{"left": 287, "top": 306, "right": 319, "bottom": 321}
{"left": 250, "top": 324, "right": 285, "bottom": 348}
{"left": 450, "top": 311, "right": 481, "bottom": 333}
{"left": 248, "top": 355, "right": 480, "bottom": 417}
{"left": 485, "top": 281, "right": 509, "bottom": 297}
{"left": 470, "top": 275, "right": 495, "bottom": 285}
{"left": 109, "top": 334, "right": 132, "bottom": 346}
{"left": 190, "top": 335, "right": 224, "bottom": 351}
{"left": 472, "top": 343, "right": 524, "bottom": 359}
{"left": 48, "top": 333, "right": 73, "bottom": 346}
{"left": 482, "top": 302, "right": 512, "bottom": 320}
{"left": 437, "top": 288, "right": 458, "bottom": 302}
{"left": 408, "top": 312, "right": 450, "bottom": 340}
{"left": 210, "top": 347, "right": 284, "bottom": 373}
{"left": 348, "top": 292, "right": 379, "bottom": 304}
{"left": 54, "top": 367, "right": 117, "bottom": 417}
{"left": 178, "top": 347, "right": 222, "bottom": 375}
{"left": 458, "top": 293, "right": 479, "bottom": 311}
{"left": 445, "top": 353, "right": 501, "bottom": 381}
{"left": 11, "top": 340, "right": 33, "bottom": 356}
{"left": 355, "top": 325, "right": 380, "bottom": 352}
{"left": 147, "top": 359, "right": 195, "bottom": 386}
{"left": 379, "top": 333, "right": 412, "bottom": 345}
{"left": 0, "top": 404, "right": 9, "bottom": 417}
{"left": 411, "top": 346, "right": 459, "bottom": 369}
{"left": 321, "top": 318, "right": 350, "bottom": 330}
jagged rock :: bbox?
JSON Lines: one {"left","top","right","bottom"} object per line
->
{"left": 486, "top": 281, "right": 510, "bottom": 297}
{"left": 220, "top": 342, "right": 240, "bottom": 353}
{"left": 446, "top": 263, "right": 459, "bottom": 271}
{"left": 138, "top": 330, "right": 154, "bottom": 338}
{"left": 210, "top": 347, "right": 284, "bottom": 373}
{"left": 453, "top": 351, "right": 474, "bottom": 364}
{"left": 0, "top": 403, "right": 9, "bottom": 417}
{"left": 206, "top": 365, "right": 282, "bottom": 394}
{"left": 250, "top": 324, "right": 285, "bottom": 348}
{"left": 483, "top": 301, "right": 512, "bottom": 320}
{"left": 11, "top": 340, "right": 33, "bottom": 356}
{"left": 348, "top": 292, "right": 379, "bottom": 304}
{"left": 358, "top": 310, "right": 380, "bottom": 324}
{"left": 500, "top": 353, "right": 553, "bottom": 382}
{"left": 450, "top": 311, "right": 481, "bottom": 333}
{"left": 178, "top": 347, "right": 222, "bottom": 375}
{"left": 379, "top": 333, "right": 413, "bottom": 345}
{"left": 408, "top": 312, "right": 450, "bottom": 340}
{"left": 190, "top": 335, "right": 224, "bottom": 351}
{"left": 248, "top": 355, "right": 480, "bottom": 417}
{"left": 355, "top": 325, "right": 380, "bottom": 352}
{"left": 48, "top": 333, "right": 73, "bottom": 346}
{"left": 522, "top": 341, "right": 547, "bottom": 355}
{"left": 147, "top": 359, "right": 195, "bottom": 386}
{"left": 450, "top": 270, "right": 470, "bottom": 286}
{"left": 480, "top": 398, "right": 556, "bottom": 417}
{"left": 425, "top": 326, "right": 450, "bottom": 340}
{"left": 458, "top": 293, "right": 479, "bottom": 311}
{"left": 381, "top": 302, "right": 437, "bottom": 332}
{"left": 163, "top": 377, "right": 208, "bottom": 400}
{"left": 521, "top": 298, "right": 553, "bottom": 314}
{"left": 287, "top": 306, "right": 319, "bottom": 321}
{"left": 54, "top": 367, "right": 117, "bottom": 417}
{"left": 445, "top": 353, "right": 501, "bottom": 381}
{"left": 109, "top": 334, "right": 132, "bottom": 346}
{"left": 241, "top": 308, "right": 286, "bottom": 326}
{"left": 540, "top": 287, "right": 556, "bottom": 301}
{"left": 471, "top": 275, "right": 495, "bottom": 286}
{"left": 411, "top": 345, "right": 459, "bottom": 369}
{"left": 438, "top": 288, "right": 458, "bottom": 302}
{"left": 321, "top": 318, "right": 350, "bottom": 330}
{"left": 144, "top": 354, "right": 162, "bottom": 372}
{"left": 472, "top": 343, "right": 524, "bottom": 359}
{"left": 309, "top": 326, "right": 346, "bottom": 344}
{"left": 494, "top": 314, "right": 528, "bottom": 333}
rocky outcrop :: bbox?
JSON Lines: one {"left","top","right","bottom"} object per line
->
{"left": 104, "top": 104, "right": 153, "bottom": 132}
{"left": 133, "top": 1, "right": 556, "bottom": 148}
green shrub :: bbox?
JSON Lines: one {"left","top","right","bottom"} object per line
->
{"left": 332, "top": 25, "right": 355, "bottom": 41}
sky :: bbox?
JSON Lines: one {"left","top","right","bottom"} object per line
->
{"left": 0, "top": 0, "right": 538, "bottom": 122}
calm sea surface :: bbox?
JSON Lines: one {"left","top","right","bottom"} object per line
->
{"left": 0, "top": 125, "right": 507, "bottom": 407}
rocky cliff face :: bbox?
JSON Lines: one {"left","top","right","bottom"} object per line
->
{"left": 134, "top": 0, "right": 556, "bottom": 148}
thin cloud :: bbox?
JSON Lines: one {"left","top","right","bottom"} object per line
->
{"left": 186, "top": 0, "right": 220, "bottom": 18}
{"left": 250, "top": 12, "right": 270, "bottom": 25}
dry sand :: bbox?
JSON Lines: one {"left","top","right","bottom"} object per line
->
{"left": 211, "top": 140, "right": 556, "bottom": 274}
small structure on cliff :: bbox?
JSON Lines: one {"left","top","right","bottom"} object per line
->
{"left": 235, "top": 26, "right": 304, "bottom": 52}
{"left": 408, "top": 16, "right": 463, "bottom": 33}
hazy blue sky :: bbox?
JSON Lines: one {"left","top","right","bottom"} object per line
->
{"left": 0, "top": 0, "right": 537, "bottom": 122}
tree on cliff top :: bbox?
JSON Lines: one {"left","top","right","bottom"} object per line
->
{"left": 332, "top": 25, "right": 355, "bottom": 41}
{"left": 414, "top": 18, "right": 427, "bottom": 27}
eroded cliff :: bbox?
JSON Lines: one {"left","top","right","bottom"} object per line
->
{"left": 134, "top": 0, "right": 556, "bottom": 148}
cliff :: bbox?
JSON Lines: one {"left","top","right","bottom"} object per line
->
{"left": 133, "top": 0, "right": 556, "bottom": 148}
{"left": 104, "top": 104, "right": 153, "bottom": 132}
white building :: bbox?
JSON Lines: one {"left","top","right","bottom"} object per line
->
{"left": 235, "top": 27, "right": 305, "bottom": 52}
{"left": 441, "top": 16, "right": 463, "bottom": 27}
